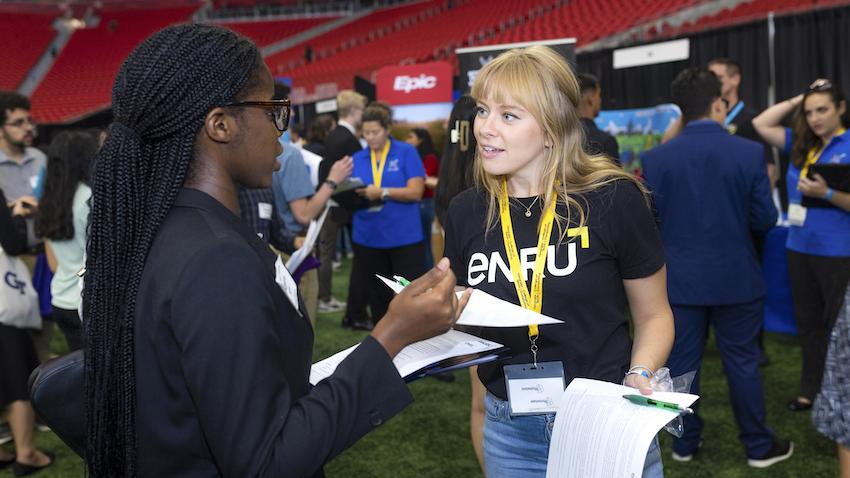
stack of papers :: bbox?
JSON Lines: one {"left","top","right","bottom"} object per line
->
{"left": 309, "top": 275, "right": 565, "bottom": 385}
{"left": 546, "top": 378, "right": 699, "bottom": 478}
{"left": 309, "top": 329, "right": 508, "bottom": 385}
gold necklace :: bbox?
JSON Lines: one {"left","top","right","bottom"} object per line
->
{"left": 521, "top": 195, "right": 541, "bottom": 218}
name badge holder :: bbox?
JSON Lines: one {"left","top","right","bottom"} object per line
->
{"left": 788, "top": 203, "right": 807, "bottom": 226}
{"left": 504, "top": 362, "right": 566, "bottom": 416}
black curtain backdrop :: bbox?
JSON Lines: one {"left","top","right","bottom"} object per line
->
{"left": 774, "top": 5, "right": 850, "bottom": 101}
{"left": 576, "top": 21, "right": 770, "bottom": 111}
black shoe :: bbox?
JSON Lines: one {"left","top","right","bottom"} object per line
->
{"left": 340, "top": 316, "right": 352, "bottom": 328}
{"left": 747, "top": 438, "right": 793, "bottom": 468}
{"left": 350, "top": 320, "right": 374, "bottom": 331}
{"left": 786, "top": 398, "right": 812, "bottom": 411}
{"left": 12, "top": 452, "right": 54, "bottom": 477}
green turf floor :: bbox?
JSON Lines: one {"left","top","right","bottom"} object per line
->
{"left": 10, "top": 258, "right": 838, "bottom": 477}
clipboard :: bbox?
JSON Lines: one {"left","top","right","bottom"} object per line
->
{"left": 802, "top": 164, "right": 850, "bottom": 208}
{"left": 330, "top": 178, "right": 383, "bottom": 211}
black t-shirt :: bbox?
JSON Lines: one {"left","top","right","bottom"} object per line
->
{"left": 728, "top": 101, "right": 771, "bottom": 164}
{"left": 443, "top": 180, "right": 665, "bottom": 400}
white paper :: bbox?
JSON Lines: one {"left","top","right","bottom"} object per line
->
{"left": 376, "top": 275, "right": 563, "bottom": 327}
{"left": 546, "top": 378, "right": 699, "bottom": 478}
{"left": 274, "top": 256, "right": 300, "bottom": 313}
{"left": 309, "top": 329, "right": 503, "bottom": 385}
{"left": 285, "top": 206, "right": 329, "bottom": 273}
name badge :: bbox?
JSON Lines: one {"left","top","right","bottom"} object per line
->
{"left": 788, "top": 203, "right": 807, "bottom": 227}
{"left": 29, "top": 174, "right": 39, "bottom": 190}
{"left": 367, "top": 204, "right": 384, "bottom": 213}
{"left": 274, "top": 256, "right": 301, "bottom": 315}
{"left": 258, "top": 202, "right": 273, "bottom": 220}
{"left": 504, "top": 362, "right": 566, "bottom": 415}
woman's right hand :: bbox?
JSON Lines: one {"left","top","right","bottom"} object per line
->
{"left": 371, "top": 257, "right": 472, "bottom": 357}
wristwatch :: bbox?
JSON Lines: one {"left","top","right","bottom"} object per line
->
{"left": 381, "top": 188, "right": 390, "bottom": 201}
{"left": 324, "top": 179, "right": 338, "bottom": 190}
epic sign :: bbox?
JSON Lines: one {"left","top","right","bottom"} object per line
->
{"left": 376, "top": 61, "right": 452, "bottom": 105}
{"left": 393, "top": 74, "right": 438, "bottom": 93}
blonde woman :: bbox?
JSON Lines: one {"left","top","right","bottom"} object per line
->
{"left": 443, "top": 46, "right": 674, "bottom": 477}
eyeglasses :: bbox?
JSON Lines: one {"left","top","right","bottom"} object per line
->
{"left": 221, "top": 99, "right": 291, "bottom": 132}
{"left": 4, "top": 117, "right": 35, "bottom": 128}
{"left": 808, "top": 79, "right": 834, "bottom": 92}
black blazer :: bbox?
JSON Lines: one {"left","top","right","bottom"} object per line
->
{"left": 319, "top": 125, "right": 362, "bottom": 186}
{"left": 134, "top": 189, "right": 412, "bottom": 477}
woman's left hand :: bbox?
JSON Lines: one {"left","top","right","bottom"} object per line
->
{"left": 624, "top": 373, "right": 654, "bottom": 395}
{"left": 798, "top": 173, "right": 829, "bottom": 198}
{"left": 356, "top": 184, "right": 384, "bottom": 201}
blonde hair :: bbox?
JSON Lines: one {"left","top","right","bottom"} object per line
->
{"left": 336, "top": 89, "right": 366, "bottom": 117}
{"left": 470, "top": 45, "right": 645, "bottom": 240}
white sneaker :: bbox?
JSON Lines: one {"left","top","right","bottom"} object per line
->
{"left": 747, "top": 438, "right": 793, "bottom": 468}
{"left": 671, "top": 439, "right": 703, "bottom": 462}
{"left": 318, "top": 299, "right": 344, "bottom": 314}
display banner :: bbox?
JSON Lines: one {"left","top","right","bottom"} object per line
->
{"left": 456, "top": 38, "right": 576, "bottom": 93}
{"left": 594, "top": 103, "right": 680, "bottom": 176}
{"left": 376, "top": 61, "right": 453, "bottom": 106}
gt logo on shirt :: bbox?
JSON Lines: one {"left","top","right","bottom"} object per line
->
{"left": 467, "top": 227, "right": 590, "bottom": 286}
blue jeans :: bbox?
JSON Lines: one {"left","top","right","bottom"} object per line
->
{"left": 483, "top": 393, "right": 664, "bottom": 477}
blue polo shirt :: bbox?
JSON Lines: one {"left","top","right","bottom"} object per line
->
{"left": 351, "top": 139, "right": 425, "bottom": 248}
{"left": 784, "top": 127, "right": 850, "bottom": 256}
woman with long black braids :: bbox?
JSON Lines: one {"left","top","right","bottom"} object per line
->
{"left": 83, "top": 24, "right": 468, "bottom": 477}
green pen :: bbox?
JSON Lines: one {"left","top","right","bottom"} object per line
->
{"left": 623, "top": 394, "right": 693, "bottom": 415}
{"left": 393, "top": 275, "right": 411, "bottom": 286}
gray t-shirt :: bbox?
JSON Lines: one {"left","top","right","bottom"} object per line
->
{"left": 0, "top": 147, "right": 46, "bottom": 200}
{"left": 271, "top": 143, "right": 315, "bottom": 234}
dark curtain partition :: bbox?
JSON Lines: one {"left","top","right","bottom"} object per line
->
{"left": 774, "top": 5, "right": 850, "bottom": 101}
{"left": 576, "top": 21, "right": 770, "bottom": 110}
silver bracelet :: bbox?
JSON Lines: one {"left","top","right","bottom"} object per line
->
{"left": 625, "top": 365, "right": 654, "bottom": 379}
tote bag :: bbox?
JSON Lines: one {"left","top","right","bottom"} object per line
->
{"left": 0, "top": 246, "right": 42, "bottom": 330}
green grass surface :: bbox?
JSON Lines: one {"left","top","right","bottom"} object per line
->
{"left": 10, "top": 258, "right": 839, "bottom": 477}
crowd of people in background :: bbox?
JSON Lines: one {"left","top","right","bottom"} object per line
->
{"left": 1, "top": 23, "right": 850, "bottom": 477}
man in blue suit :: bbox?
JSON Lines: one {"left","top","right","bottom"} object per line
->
{"left": 642, "top": 68, "right": 792, "bottom": 469}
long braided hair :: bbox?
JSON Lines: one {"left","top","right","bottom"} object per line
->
{"left": 82, "top": 24, "right": 262, "bottom": 477}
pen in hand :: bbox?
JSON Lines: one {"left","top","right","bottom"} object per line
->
{"left": 393, "top": 275, "right": 411, "bottom": 287}
{"left": 623, "top": 394, "right": 693, "bottom": 415}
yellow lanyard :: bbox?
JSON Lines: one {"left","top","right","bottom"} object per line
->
{"left": 498, "top": 178, "right": 557, "bottom": 340}
{"left": 801, "top": 128, "right": 846, "bottom": 178}
{"left": 370, "top": 140, "right": 391, "bottom": 188}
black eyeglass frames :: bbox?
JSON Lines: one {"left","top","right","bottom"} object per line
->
{"left": 221, "top": 99, "right": 291, "bottom": 132}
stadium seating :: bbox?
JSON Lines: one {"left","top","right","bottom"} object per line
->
{"left": 678, "top": 0, "right": 850, "bottom": 33}
{"left": 219, "top": 17, "right": 336, "bottom": 47}
{"left": 17, "top": 0, "right": 850, "bottom": 123}
{"left": 263, "top": 0, "right": 443, "bottom": 75}
{"left": 275, "top": 0, "right": 558, "bottom": 95}
{"left": 0, "top": 9, "right": 59, "bottom": 90}
{"left": 483, "top": 0, "right": 700, "bottom": 47}
{"left": 30, "top": 5, "right": 198, "bottom": 123}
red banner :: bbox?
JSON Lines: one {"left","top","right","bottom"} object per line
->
{"left": 376, "top": 61, "right": 453, "bottom": 105}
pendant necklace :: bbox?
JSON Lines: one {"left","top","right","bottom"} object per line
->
{"left": 522, "top": 195, "right": 541, "bottom": 218}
